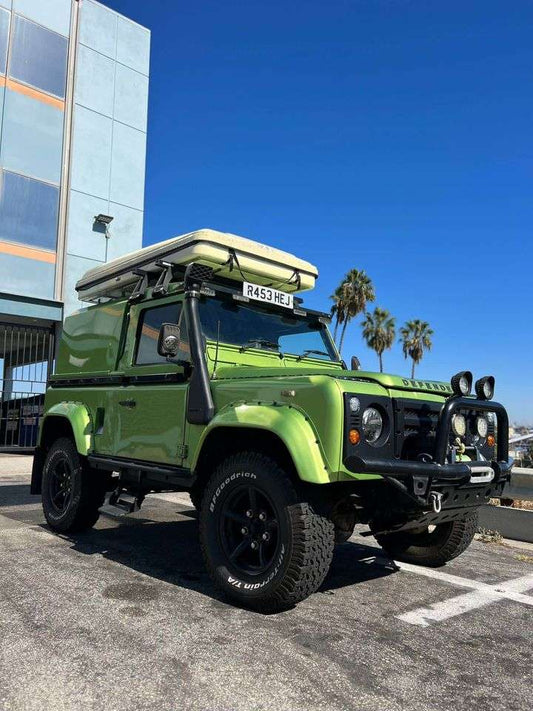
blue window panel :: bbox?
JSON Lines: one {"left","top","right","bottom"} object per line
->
{"left": 75, "top": 44, "right": 115, "bottom": 118}
{"left": 0, "top": 8, "right": 9, "bottom": 75}
{"left": 1, "top": 88, "right": 64, "bottom": 184}
{"left": 0, "top": 86, "right": 4, "bottom": 138}
{"left": 114, "top": 63, "right": 148, "bottom": 132}
{"left": 106, "top": 201, "right": 143, "bottom": 261}
{"left": 116, "top": 16, "right": 150, "bottom": 76}
{"left": 0, "top": 252, "right": 55, "bottom": 300}
{"left": 13, "top": 0, "right": 71, "bottom": 37}
{"left": 70, "top": 105, "right": 112, "bottom": 200}
{"left": 110, "top": 122, "right": 146, "bottom": 210}
{"left": 0, "top": 2, "right": 11, "bottom": 10}
{"left": 9, "top": 15, "right": 68, "bottom": 98}
{"left": 79, "top": 0, "right": 117, "bottom": 60}
{"left": 66, "top": 189, "right": 108, "bottom": 262}
{"left": 0, "top": 170, "right": 59, "bottom": 250}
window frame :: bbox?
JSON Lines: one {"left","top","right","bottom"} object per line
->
{"left": 0, "top": 168, "right": 60, "bottom": 252}
{"left": 133, "top": 298, "right": 189, "bottom": 368}
{"left": 7, "top": 13, "right": 68, "bottom": 100}
{"left": 0, "top": 6, "right": 10, "bottom": 77}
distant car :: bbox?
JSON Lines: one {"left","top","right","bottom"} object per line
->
{"left": 31, "top": 229, "right": 512, "bottom": 611}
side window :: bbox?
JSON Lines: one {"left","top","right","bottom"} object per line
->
{"left": 135, "top": 302, "right": 189, "bottom": 366}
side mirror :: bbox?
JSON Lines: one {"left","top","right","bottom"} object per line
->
{"left": 157, "top": 323, "right": 181, "bottom": 358}
{"left": 351, "top": 355, "right": 361, "bottom": 371}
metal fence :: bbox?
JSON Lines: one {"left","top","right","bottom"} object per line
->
{"left": 0, "top": 323, "right": 55, "bottom": 451}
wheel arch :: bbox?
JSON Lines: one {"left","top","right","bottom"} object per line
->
{"left": 190, "top": 404, "right": 334, "bottom": 498}
{"left": 32, "top": 403, "right": 93, "bottom": 495}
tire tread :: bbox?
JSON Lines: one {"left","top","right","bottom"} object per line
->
{"left": 199, "top": 451, "right": 334, "bottom": 612}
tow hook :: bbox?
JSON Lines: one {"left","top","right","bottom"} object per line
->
{"left": 429, "top": 491, "right": 443, "bottom": 513}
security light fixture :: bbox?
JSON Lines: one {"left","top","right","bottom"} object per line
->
{"left": 94, "top": 214, "right": 114, "bottom": 225}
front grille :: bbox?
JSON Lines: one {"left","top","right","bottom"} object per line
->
{"left": 394, "top": 399, "right": 442, "bottom": 460}
{"left": 394, "top": 398, "right": 496, "bottom": 462}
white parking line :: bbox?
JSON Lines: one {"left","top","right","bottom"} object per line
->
{"left": 395, "top": 568, "right": 533, "bottom": 627}
{"left": 356, "top": 553, "right": 533, "bottom": 626}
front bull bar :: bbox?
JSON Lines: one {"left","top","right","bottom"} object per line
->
{"left": 345, "top": 397, "right": 512, "bottom": 484}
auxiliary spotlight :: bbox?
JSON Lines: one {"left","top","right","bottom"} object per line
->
{"left": 475, "top": 375, "right": 495, "bottom": 401}
{"left": 450, "top": 370, "right": 473, "bottom": 397}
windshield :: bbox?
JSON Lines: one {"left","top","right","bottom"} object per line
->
{"left": 199, "top": 297, "right": 339, "bottom": 362}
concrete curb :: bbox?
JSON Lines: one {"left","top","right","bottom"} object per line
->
{"left": 479, "top": 504, "right": 533, "bottom": 544}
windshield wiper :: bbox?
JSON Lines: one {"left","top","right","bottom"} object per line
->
{"left": 239, "top": 338, "right": 280, "bottom": 353}
{"left": 296, "top": 349, "right": 330, "bottom": 361}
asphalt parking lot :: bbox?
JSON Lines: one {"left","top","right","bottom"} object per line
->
{"left": 1, "top": 456, "right": 532, "bottom": 711}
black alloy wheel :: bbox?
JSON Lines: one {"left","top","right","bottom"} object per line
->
{"left": 219, "top": 484, "right": 279, "bottom": 576}
{"left": 42, "top": 437, "right": 107, "bottom": 533}
{"left": 48, "top": 455, "right": 73, "bottom": 514}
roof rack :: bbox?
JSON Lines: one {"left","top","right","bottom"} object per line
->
{"left": 75, "top": 229, "right": 318, "bottom": 303}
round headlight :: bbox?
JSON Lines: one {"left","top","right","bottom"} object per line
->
{"left": 451, "top": 413, "right": 467, "bottom": 437}
{"left": 362, "top": 407, "right": 383, "bottom": 443}
{"left": 451, "top": 371, "right": 473, "bottom": 396}
{"left": 349, "top": 396, "right": 361, "bottom": 413}
{"left": 476, "top": 416, "right": 488, "bottom": 438}
{"left": 475, "top": 376, "right": 495, "bottom": 401}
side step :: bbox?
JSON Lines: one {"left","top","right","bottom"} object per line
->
{"left": 100, "top": 490, "right": 143, "bottom": 517}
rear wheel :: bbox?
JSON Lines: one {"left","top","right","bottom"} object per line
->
{"left": 42, "top": 438, "right": 106, "bottom": 533}
{"left": 373, "top": 510, "right": 478, "bottom": 567}
{"left": 199, "top": 451, "right": 335, "bottom": 612}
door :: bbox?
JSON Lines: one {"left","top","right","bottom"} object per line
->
{"left": 104, "top": 298, "right": 191, "bottom": 466}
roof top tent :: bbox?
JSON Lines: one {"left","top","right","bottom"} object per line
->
{"left": 76, "top": 229, "right": 318, "bottom": 303}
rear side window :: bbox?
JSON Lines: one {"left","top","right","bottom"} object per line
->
{"left": 135, "top": 302, "right": 189, "bottom": 365}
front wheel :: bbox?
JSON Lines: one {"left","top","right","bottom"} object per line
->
{"left": 373, "top": 510, "right": 478, "bottom": 567}
{"left": 42, "top": 438, "right": 106, "bottom": 533}
{"left": 199, "top": 452, "right": 335, "bottom": 612}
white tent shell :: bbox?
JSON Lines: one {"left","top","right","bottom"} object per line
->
{"left": 76, "top": 228, "right": 318, "bottom": 302}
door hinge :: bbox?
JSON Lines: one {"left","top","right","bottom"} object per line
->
{"left": 177, "top": 444, "right": 189, "bottom": 459}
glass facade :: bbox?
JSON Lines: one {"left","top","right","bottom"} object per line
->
{"left": 0, "top": 7, "right": 9, "bottom": 75}
{"left": 0, "top": 170, "right": 59, "bottom": 250}
{"left": 9, "top": 15, "right": 68, "bottom": 98}
{"left": 0, "top": 0, "right": 150, "bottom": 450}
{"left": 0, "top": 1, "right": 68, "bottom": 303}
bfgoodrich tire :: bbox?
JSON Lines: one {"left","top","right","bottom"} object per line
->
{"left": 42, "top": 438, "right": 106, "bottom": 533}
{"left": 373, "top": 510, "right": 478, "bottom": 567}
{"left": 199, "top": 452, "right": 335, "bottom": 612}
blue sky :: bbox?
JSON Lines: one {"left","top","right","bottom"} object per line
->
{"left": 107, "top": 0, "right": 532, "bottom": 424}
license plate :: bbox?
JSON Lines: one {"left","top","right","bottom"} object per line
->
{"left": 243, "top": 282, "right": 294, "bottom": 309}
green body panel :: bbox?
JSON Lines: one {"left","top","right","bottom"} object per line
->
{"left": 55, "top": 300, "right": 128, "bottom": 377}
{"left": 40, "top": 401, "right": 93, "bottom": 455}
{"left": 190, "top": 402, "right": 333, "bottom": 484}
{"left": 43, "top": 289, "right": 452, "bottom": 486}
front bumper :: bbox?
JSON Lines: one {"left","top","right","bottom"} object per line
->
{"left": 344, "top": 396, "right": 512, "bottom": 486}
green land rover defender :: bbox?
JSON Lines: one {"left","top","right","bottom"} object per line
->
{"left": 32, "top": 229, "right": 512, "bottom": 611}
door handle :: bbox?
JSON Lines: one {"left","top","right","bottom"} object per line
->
{"left": 118, "top": 399, "right": 136, "bottom": 409}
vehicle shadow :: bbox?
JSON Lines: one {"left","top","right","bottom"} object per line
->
{"left": 59, "top": 506, "right": 398, "bottom": 607}
{"left": 0, "top": 483, "right": 36, "bottom": 508}
{"left": 1, "top": 483, "right": 398, "bottom": 610}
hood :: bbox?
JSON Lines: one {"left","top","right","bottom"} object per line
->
{"left": 214, "top": 366, "right": 453, "bottom": 396}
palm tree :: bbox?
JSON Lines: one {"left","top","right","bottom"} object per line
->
{"left": 399, "top": 319, "right": 434, "bottom": 379}
{"left": 330, "top": 285, "right": 347, "bottom": 344}
{"left": 361, "top": 307, "right": 396, "bottom": 373}
{"left": 331, "top": 269, "right": 375, "bottom": 354}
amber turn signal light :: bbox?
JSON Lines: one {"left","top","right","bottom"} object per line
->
{"left": 349, "top": 429, "right": 360, "bottom": 445}
{"left": 487, "top": 435, "right": 495, "bottom": 447}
